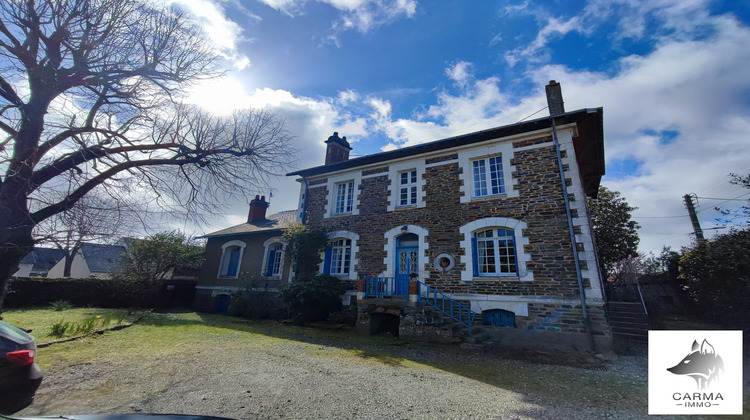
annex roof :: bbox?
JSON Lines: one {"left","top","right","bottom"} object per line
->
{"left": 201, "top": 210, "right": 297, "bottom": 239}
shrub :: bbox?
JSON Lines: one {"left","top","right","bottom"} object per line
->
{"left": 279, "top": 275, "right": 348, "bottom": 323}
{"left": 679, "top": 229, "right": 750, "bottom": 327}
{"left": 50, "top": 300, "right": 73, "bottom": 311}
{"left": 327, "top": 303, "right": 358, "bottom": 326}
{"left": 49, "top": 320, "right": 70, "bottom": 338}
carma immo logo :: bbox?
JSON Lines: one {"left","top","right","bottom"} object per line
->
{"left": 649, "top": 330, "right": 743, "bottom": 415}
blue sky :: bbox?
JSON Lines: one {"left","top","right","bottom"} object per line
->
{"left": 173, "top": 0, "right": 750, "bottom": 254}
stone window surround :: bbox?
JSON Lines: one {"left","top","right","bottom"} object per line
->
{"left": 386, "top": 160, "right": 426, "bottom": 212}
{"left": 262, "top": 237, "right": 286, "bottom": 278}
{"left": 459, "top": 217, "right": 533, "bottom": 282}
{"left": 319, "top": 230, "right": 360, "bottom": 280}
{"left": 324, "top": 172, "right": 362, "bottom": 218}
{"left": 458, "top": 142, "right": 519, "bottom": 203}
{"left": 217, "top": 240, "right": 247, "bottom": 278}
{"left": 380, "top": 225, "right": 429, "bottom": 280}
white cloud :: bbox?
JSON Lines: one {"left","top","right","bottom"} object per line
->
{"left": 170, "top": 0, "right": 252, "bottom": 70}
{"left": 445, "top": 61, "right": 472, "bottom": 87}
{"left": 522, "top": 18, "right": 750, "bottom": 253}
{"left": 504, "top": 16, "right": 581, "bottom": 67}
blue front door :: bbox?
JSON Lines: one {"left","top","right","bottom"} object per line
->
{"left": 395, "top": 246, "right": 417, "bottom": 296}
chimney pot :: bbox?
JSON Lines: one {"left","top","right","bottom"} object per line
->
{"left": 324, "top": 131, "right": 352, "bottom": 165}
{"left": 545, "top": 80, "right": 565, "bottom": 116}
{"left": 248, "top": 195, "right": 270, "bottom": 223}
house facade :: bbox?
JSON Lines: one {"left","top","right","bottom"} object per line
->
{"left": 193, "top": 195, "right": 296, "bottom": 313}
{"left": 288, "top": 81, "right": 612, "bottom": 352}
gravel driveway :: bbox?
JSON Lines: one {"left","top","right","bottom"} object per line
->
{"left": 15, "top": 314, "right": 689, "bottom": 419}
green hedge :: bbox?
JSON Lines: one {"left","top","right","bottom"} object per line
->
{"left": 5, "top": 277, "right": 196, "bottom": 309}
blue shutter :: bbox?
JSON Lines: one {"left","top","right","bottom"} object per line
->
{"left": 323, "top": 246, "right": 332, "bottom": 275}
{"left": 471, "top": 237, "right": 478, "bottom": 277}
{"left": 266, "top": 249, "right": 275, "bottom": 276}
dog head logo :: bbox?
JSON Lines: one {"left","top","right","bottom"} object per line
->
{"left": 667, "top": 339, "right": 724, "bottom": 390}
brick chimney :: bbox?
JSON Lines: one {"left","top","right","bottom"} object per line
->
{"left": 545, "top": 80, "right": 565, "bottom": 116}
{"left": 324, "top": 132, "right": 352, "bottom": 165}
{"left": 247, "top": 195, "right": 269, "bottom": 223}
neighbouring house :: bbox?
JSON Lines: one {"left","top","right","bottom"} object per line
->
{"left": 287, "top": 81, "right": 612, "bottom": 352}
{"left": 14, "top": 248, "right": 68, "bottom": 277}
{"left": 193, "top": 195, "right": 297, "bottom": 313}
{"left": 14, "top": 243, "right": 126, "bottom": 278}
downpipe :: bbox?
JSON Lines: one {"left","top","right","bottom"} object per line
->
{"left": 550, "top": 117, "right": 597, "bottom": 353}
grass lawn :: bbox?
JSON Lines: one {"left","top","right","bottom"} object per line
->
{"left": 5, "top": 306, "right": 147, "bottom": 342}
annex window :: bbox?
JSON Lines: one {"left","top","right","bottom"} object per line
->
{"left": 472, "top": 155, "right": 505, "bottom": 197}
{"left": 334, "top": 181, "right": 354, "bottom": 214}
{"left": 325, "top": 239, "right": 351, "bottom": 275}
{"left": 218, "top": 241, "right": 246, "bottom": 278}
{"left": 266, "top": 243, "right": 284, "bottom": 277}
{"left": 398, "top": 170, "right": 418, "bottom": 206}
{"left": 472, "top": 228, "right": 516, "bottom": 276}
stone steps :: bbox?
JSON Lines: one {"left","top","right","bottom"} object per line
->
{"left": 606, "top": 301, "right": 648, "bottom": 344}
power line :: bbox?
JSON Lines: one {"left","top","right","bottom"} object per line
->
{"left": 517, "top": 106, "right": 548, "bottom": 123}
{"left": 695, "top": 194, "right": 750, "bottom": 201}
{"left": 632, "top": 215, "right": 689, "bottom": 219}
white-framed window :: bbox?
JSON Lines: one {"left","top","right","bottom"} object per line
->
{"left": 334, "top": 181, "right": 354, "bottom": 214}
{"left": 218, "top": 240, "right": 246, "bottom": 278}
{"left": 328, "top": 239, "right": 351, "bottom": 275}
{"left": 474, "top": 228, "right": 516, "bottom": 275}
{"left": 398, "top": 169, "right": 418, "bottom": 206}
{"left": 472, "top": 155, "right": 505, "bottom": 197}
{"left": 458, "top": 144, "right": 517, "bottom": 203}
{"left": 459, "top": 218, "right": 532, "bottom": 282}
{"left": 320, "top": 230, "right": 359, "bottom": 279}
{"left": 267, "top": 243, "right": 283, "bottom": 276}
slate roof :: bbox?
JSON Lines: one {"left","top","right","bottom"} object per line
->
{"left": 19, "top": 248, "right": 67, "bottom": 272}
{"left": 202, "top": 210, "right": 297, "bottom": 238}
{"left": 288, "top": 108, "right": 605, "bottom": 197}
{"left": 80, "top": 243, "right": 127, "bottom": 273}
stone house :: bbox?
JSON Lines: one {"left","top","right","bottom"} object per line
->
{"left": 193, "top": 195, "right": 296, "bottom": 313}
{"left": 287, "top": 81, "right": 612, "bottom": 352}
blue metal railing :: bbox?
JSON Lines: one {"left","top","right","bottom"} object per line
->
{"left": 365, "top": 277, "right": 397, "bottom": 298}
{"left": 417, "top": 281, "right": 477, "bottom": 336}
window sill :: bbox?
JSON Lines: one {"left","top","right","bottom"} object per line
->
{"left": 329, "top": 212, "right": 353, "bottom": 217}
{"left": 470, "top": 275, "right": 520, "bottom": 282}
{"left": 470, "top": 193, "right": 508, "bottom": 202}
{"left": 394, "top": 204, "right": 417, "bottom": 210}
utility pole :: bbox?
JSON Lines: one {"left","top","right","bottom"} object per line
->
{"left": 683, "top": 194, "right": 705, "bottom": 242}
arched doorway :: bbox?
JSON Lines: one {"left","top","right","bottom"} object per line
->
{"left": 395, "top": 233, "right": 418, "bottom": 296}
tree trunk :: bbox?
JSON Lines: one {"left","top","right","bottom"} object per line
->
{"left": 63, "top": 243, "right": 83, "bottom": 278}
{"left": 0, "top": 223, "right": 34, "bottom": 318}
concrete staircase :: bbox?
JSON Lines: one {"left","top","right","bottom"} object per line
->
{"left": 606, "top": 301, "right": 649, "bottom": 344}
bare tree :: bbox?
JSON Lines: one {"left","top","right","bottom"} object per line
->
{"left": 0, "top": 0, "right": 295, "bottom": 314}
{"left": 32, "top": 193, "right": 144, "bottom": 277}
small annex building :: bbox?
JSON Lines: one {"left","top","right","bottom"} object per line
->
{"left": 194, "top": 195, "right": 296, "bottom": 313}
{"left": 286, "top": 81, "right": 612, "bottom": 352}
